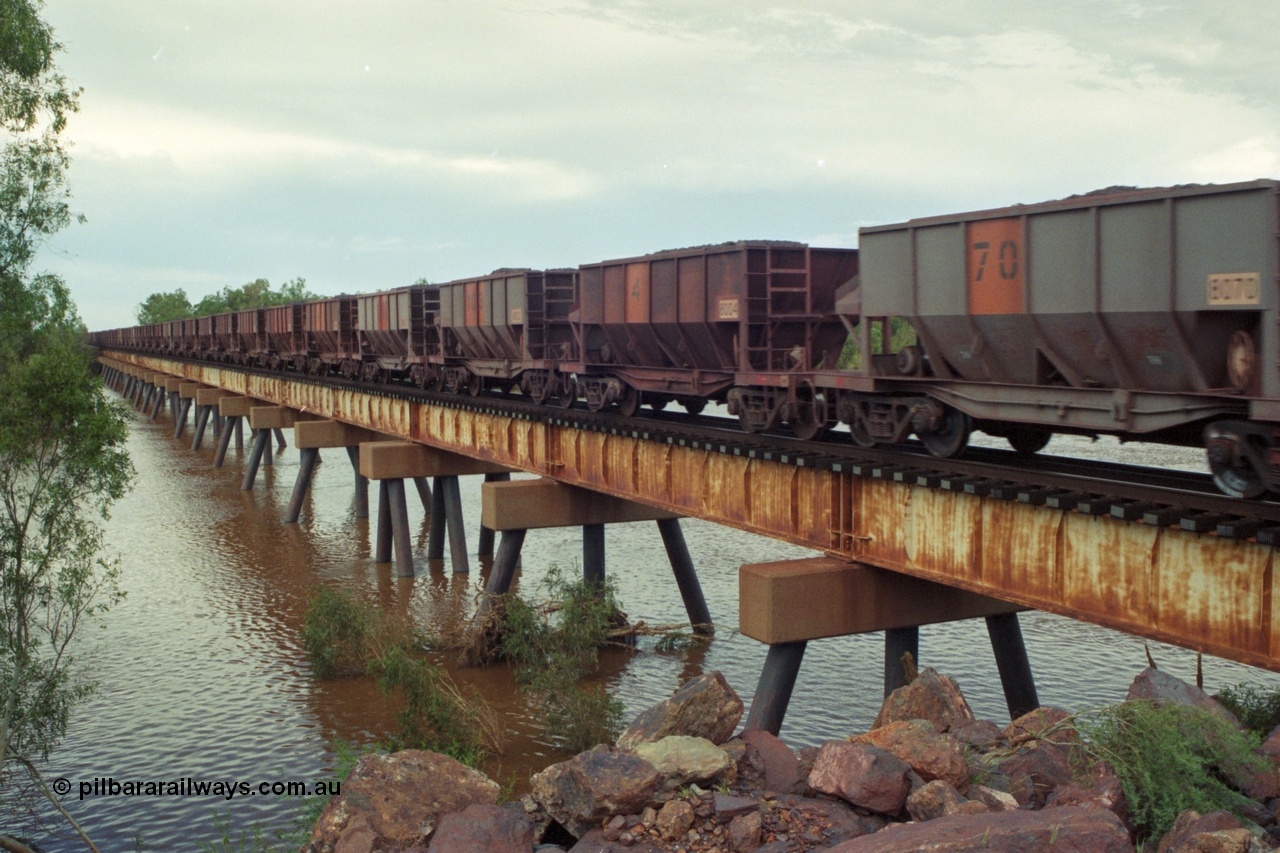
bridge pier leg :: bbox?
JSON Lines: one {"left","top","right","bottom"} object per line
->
{"left": 884, "top": 626, "right": 920, "bottom": 697}
{"left": 440, "top": 475, "right": 469, "bottom": 574}
{"left": 656, "top": 517, "right": 713, "bottom": 635}
{"left": 211, "top": 407, "right": 221, "bottom": 438}
{"left": 242, "top": 428, "right": 271, "bottom": 490}
{"left": 387, "top": 479, "right": 415, "bottom": 577}
{"left": 986, "top": 612, "right": 1039, "bottom": 719}
{"left": 413, "top": 477, "right": 432, "bottom": 513}
{"left": 472, "top": 528, "right": 529, "bottom": 628}
{"left": 375, "top": 480, "right": 392, "bottom": 563}
{"left": 346, "top": 446, "right": 369, "bottom": 519}
{"left": 234, "top": 417, "right": 244, "bottom": 450}
{"left": 284, "top": 447, "right": 320, "bottom": 523}
{"left": 427, "top": 476, "right": 447, "bottom": 560}
{"left": 174, "top": 398, "right": 190, "bottom": 437}
{"left": 150, "top": 385, "right": 166, "bottom": 421}
{"left": 274, "top": 428, "right": 287, "bottom": 450}
{"left": 191, "top": 406, "right": 212, "bottom": 450}
{"left": 213, "top": 416, "right": 240, "bottom": 468}
{"left": 583, "top": 523, "right": 605, "bottom": 587}
{"left": 743, "top": 641, "right": 808, "bottom": 736}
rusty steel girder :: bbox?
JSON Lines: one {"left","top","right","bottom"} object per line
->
{"left": 109, "top": 353, "right": 1280, "bottom": 673}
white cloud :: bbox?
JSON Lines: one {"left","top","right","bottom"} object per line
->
{"left": 35, "top": 0, "right": 1280, "bottom": 330}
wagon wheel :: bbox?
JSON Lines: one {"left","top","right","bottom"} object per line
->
{"left": 682, "top": 398, "right": 706, "bottom": 416}
{"left": 1208, "top": 453, "right": 1267, "bottom": 500}
{"left": 1006, "top": 427, "right": 1052, "bottom": 455}
{"left": 790, "top": 394, "right": 828, "bottom": 442}
{"left": 466, "top": 373, "right": 484, "bottom": 397}
{"left": 849, "top": 418, "right": 878, "bottom": 449}
{"left": 1206, "top": 425, "right": 1267, "bottom": 499}
{"left": 617, "top": 385, "right": 642, "bottom": 418}
{"left": 647, "top": 394, "right": 672, "bottom": 412}
{"left": 554, "top": 377, "right": 577, "bottom": 409}
{"left": 920, "top": 407, "right": 971, "bottom": 459}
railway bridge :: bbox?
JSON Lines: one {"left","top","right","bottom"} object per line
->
{"left": 98, "top": 351, "right": 1280, "bottom": 731}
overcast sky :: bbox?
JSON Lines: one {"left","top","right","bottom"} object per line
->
{"left": 35, "top": 1, "right": 1280, "bottom": 330}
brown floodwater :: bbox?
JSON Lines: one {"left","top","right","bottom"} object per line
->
{"left": 19, "top": 395, "right": 1280, "bottom": 850}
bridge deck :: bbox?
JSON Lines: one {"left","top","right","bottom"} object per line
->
{"left": 104, "top": 353, "right": 1278, "bottom": 672}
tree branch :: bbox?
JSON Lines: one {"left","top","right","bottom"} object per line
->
{"left": 12, "top": 756, "right": 101, "bottom": 853}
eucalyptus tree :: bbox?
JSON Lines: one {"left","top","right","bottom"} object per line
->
{"left": 0, "top": 1, "right": 133, "bottom": 849}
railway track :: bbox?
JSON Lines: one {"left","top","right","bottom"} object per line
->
{"left": 120, "top": 354, "right": 1280, "bottom": 541}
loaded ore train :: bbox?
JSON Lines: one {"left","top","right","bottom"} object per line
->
{"left": 92, "top": 179, "right": 1280, "bottom": 499}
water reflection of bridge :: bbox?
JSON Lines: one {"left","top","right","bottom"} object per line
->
{"left": 100, "top": 354, "right": 1279, "bottom": 731}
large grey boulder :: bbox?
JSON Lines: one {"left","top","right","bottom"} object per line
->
{"left": 616, "top": 670, "right": 744, "bottom": 749}
{"left": 530, "top": 745, "right": 662, "bottom": 838}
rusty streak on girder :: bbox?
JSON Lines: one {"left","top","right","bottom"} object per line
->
{"left": 103, "top": 353, "right": 1280, "bottom": 673}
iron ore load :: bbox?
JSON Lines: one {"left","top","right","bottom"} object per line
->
{"left": 92, "top": 179, "right": 1280, "bottom": 498}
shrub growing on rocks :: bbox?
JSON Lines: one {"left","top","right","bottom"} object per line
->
{"left": 1078, "top": 699, "right": 1269, "bottom": 842}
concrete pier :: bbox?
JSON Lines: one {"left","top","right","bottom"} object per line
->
{"left": 738, "top": 557, "right": 1033, "bottom": 734}
{"left": 474, "top": 479, "right": 711, "bottom": 631}
{"left": 358, "top": 442, "right": 511, "bottom": 577}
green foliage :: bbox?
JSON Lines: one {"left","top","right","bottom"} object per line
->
{"left": 199, "top": 811, "right": 296, "bottom": 853}
{"left": 1078, "top": 701, "right": 1267, "bottom": 842}
{"left": 837, "top": 317, "right": 919, "bottom": 370}
{"left": 367, "top": 645, "right": 497, "bottom": 766}
{"left": 1, "top": 10, "right": 133, "bottom": 847}
{"left": 500, "top": 566, "right": 626, "bottom": 751}
{"left": 1216, "top": 683, "right": 1280, "bottom": 737}
{"left": 135, "top": 277, "right": 321, "bottom": 324}
{"left": 134, "top": 288, "right": 193, "bottom": 324}
{"left": 0, "top": 0, "right": 80, "bottom": 288}
{"left": 301, "top": 586, "right": 380, "bottom": 678}
{"left": 301, "top": 588, "right": 499, "bottom": 765}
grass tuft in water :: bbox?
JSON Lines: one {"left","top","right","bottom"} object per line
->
{"left": 499, "top": 565, "right": 626, "bottom": 752}
{"left": 300, "top": 586, "right": 501, "bottom": 766}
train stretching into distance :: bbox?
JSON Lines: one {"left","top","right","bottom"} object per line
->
{"left": 92, "top": 179, "right": 1280, "bottom": 499}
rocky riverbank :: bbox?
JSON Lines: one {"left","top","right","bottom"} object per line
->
{"left": 303, "top": 667, "right": 1280, "bottom": 852}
